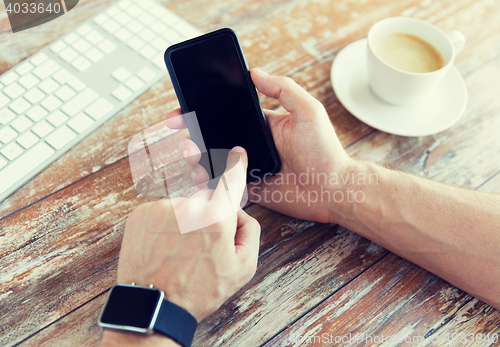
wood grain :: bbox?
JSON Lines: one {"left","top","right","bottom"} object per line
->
{"left": 263, "top": 253, "right": 500, "bottom": 347}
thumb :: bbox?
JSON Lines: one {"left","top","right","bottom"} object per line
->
{"left": 251, "top": 69, "right": 323, "bottom": 120}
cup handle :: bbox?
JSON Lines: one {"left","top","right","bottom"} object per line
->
{"left": 446, "top": 30, "right": 466, "bottom": 54}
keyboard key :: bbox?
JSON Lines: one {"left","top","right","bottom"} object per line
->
{"left": 73, "top": 38, "right": 92, "bottom": 53}
{"left": 111, "top": 67, "right": 131, "bottom": 82}
{"left": 41, "top": 95, "right": 63, "bottom": 112}
{"left": 0, "top": 108, "right": 16, "bottom": 125}
{"left": 137, "top": 67, "right": 157, "bottom": 82}
{"left": 0, "top": 156, "right": 7, "bottom": 169}
{"left": 18, "top": 73, "right": 40, "bottom": 90}
{"left": 139, "top": 45, "right": 157, "bottom": 60}
{"left": 139, "top": 28, "right": 156, "bottom": 42}
{"left": 111, "top": 85, "right": 132, "bottom": 101}
{"left": 152, "top": 4, "right": 168, "bottom": 18}
{"left": 77, "top": 23, "right": 93, "bottom": 35}
{"left": 26, "top": 104, "right": 48, "bottom": 122}
{"left": 71, "top": 56, "right": 92, "bottom": 72}
{"left": 151, "top": 37, "right": 168, "bottom": 50}
{"left": 127, "top": 37, "right": 145, "bottom": 51}
{"left": 33, "top": 59, "right": 61, "bottom": 79}
{"left": 50, "top": 40, "right": 67, "bottom": 53}
{"left": 16, "top": 62, "right": 34, "bottom": 76}
{"left": 17, "top": 131, "right": 39, "bottom": 149}
{"left": 102, "top": 20, "right": 120, "bottom": 34}
{"left": 118, "top": 0, "right": 132, "bottom": 9}
{"left": 32, "top": 120, "right": 54, "bottom": 138}
{"left": 0, "top": 71, "right": 19, "bottom": 85}
{"left": 106, "top": 5, "right": 120, "bottom": 16}
{"left": 61, "top": 88, "right": 98, "bottom": 116}
{"left": 0, "top": 126, "right": 17, "bottom": 144}
{"left": 3, "top": 83, "right": 25, "bottom": 99}
{"left": 47, "top": 110, "right": 69, "bottom": 127}
{"left": 97, "top": 39, "right": 117, "bottom": 54}
{"left": 85, "top": 97, "right": 114, "bottom": 120}
{"left": 30, "top": 52, "right": 48, "bottom": 66}
{"left": 38, "top": 78, "right": 60, "bottom": 94}
{"left": 59, "top": 47, "right": 79, "bottom": 63}
{"left": 124, "top": 76, "right": 144, "bottom": 92}
{"left": 45, "top": 125, "right": 77, "bottom": 150}
{"left": 126, "top": 4, "right": 142, "bottom": 16}
{"left": 68, "top": 113, "right": 94, "bottom": 133}
{"left": 11, "top": 115, "right": 33, "bottom": 133}
{"left": 176, "top": 21, "right": 200, "bottom": 38}
{"left": 164, "top": 29, "right": 180, "bottom": 43}
{"left": 115, "top": 28, "right": 133, "bottom": 42}
{"left": 52, "top": 70, "right": 86, "bottom": 91}
{"left": 85, "top": 30, "right": 104, "bottom": 45}
{"left": 151, "top": 22, "right": 167, "bottom": 35}
{"left": 0, "top": 142, "right": 55, "bottom": 196}
{"left": 9, "top": 98, "right": 31, "bottom": 114}
{"left": 67, "top": 75, "right": 86, "bottom": 92}
{"left": 138, "top": 12, "right": 154, "bottom": 25}
{"left": 1, "top": 142, "right": 23, "bottom": 160}
{"left": 85, "top": 47, "right": 104, "bottom": 63}
{"left": 64, "top": 32, "right": 80, "bottom": 44}
{"left": 0, "top": 93, "right": 9, "bottom": 108}
{"left": 127, "top": 20, "right": 144, "bottom": 34}
{"left": 55, "top": 85, "right": 76, "bottom": 101}
{"left": 140, "top": 0, "right": 155, "bottom": 9}
{"left": 94, "top": 13, "right": 109, "bottom": 25}
{"left": 24, "top": 87, "right": 46, "bottom": 104}
{"left": 115, "top": 12, "right": 132, "bottom": 25}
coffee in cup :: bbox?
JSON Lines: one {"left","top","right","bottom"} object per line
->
{"left": 366, "top": 17, "right": 465, "bottom": 106}
{"left": 374, "top": 33, "right": 444, "bottom": 73}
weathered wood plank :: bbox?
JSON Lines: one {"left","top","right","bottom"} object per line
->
{"left": 346, "top": 55, "right": 500, "bottom": 190}
{"left": 16, "top": 215, "right": 387, "bottom": 347}
{"left": 262, "top": 253, "right": 500, "bottom": 347}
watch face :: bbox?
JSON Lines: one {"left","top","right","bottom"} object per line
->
{"left": 99, "top": 285, "right": 163, "bottom": 331}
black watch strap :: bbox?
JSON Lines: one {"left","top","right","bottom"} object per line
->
{"left": 154, "top": 299, "right": 198, "bottom": 347}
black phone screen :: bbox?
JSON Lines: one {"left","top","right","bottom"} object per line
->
{"left": 168, "top": 30, "right": 279, "bottom": 181}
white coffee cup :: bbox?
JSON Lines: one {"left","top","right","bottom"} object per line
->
{"left": 367, "top": 17, "right": 465, "bottom": 106}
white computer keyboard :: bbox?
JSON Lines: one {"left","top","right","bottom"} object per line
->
{"left": 0, "top": 0, "right": 201, "bottom": 202}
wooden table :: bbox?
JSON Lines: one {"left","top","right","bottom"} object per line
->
{"left": 1, "top": 0, "right": 500, "bottom": 346}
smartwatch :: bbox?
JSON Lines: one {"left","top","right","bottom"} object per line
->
{"left": 98, "top": 283, "right": 198, "bottom": 347}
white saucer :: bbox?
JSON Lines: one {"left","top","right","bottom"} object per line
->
{"left": 331, "top": 38, "right": 468, "bottom": 137}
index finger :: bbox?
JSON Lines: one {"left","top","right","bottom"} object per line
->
{"left": 165, "top": 108, "right": 187, "bottom": 129}
{"left": 211, "top": 147, "right": 248, "bottom": 213}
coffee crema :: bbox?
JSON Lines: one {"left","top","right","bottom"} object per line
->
{"left": 374, "top": 33, "right": 444, "bottom": 73}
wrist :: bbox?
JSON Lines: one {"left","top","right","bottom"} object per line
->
{"left": 101, "top": 330, "right": 181, "bottom": 347}
{"left": 326, "top": 159, "right": 373, "bottom": 225}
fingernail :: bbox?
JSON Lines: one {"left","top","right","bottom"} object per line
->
{"left": 231, "top": 147, "right": 245, "bottom": 154}
{"left": 254, "top": 69, "right": 268, "bottom": 76}
{"left": 190, "top": 170, "right": 197, "bottom": 182}
{"left": 183, "top": 149, "right": 188, "bottom": 159}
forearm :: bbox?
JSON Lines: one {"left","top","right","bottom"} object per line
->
{"left": 101, "top": 330, "right": 181, "bottom": 347}
{"left": 333, "top": 160, "right": 500, "bottom": 309}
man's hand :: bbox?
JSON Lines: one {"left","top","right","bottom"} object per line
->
{"left": 102, "top": 147, "right": 260, "bottom": 347}
{"left": 167, "top": 69, "right": 354, "bottom": 224}
{"left": 248, "top": 70, "right": 353, "bottom": 223}
{"left": 118, "top": 147, "right": 259, "bottom": 322}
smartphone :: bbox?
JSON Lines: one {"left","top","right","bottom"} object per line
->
{"left": 164, "top": 28, "right": 280, "bottom": 184}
